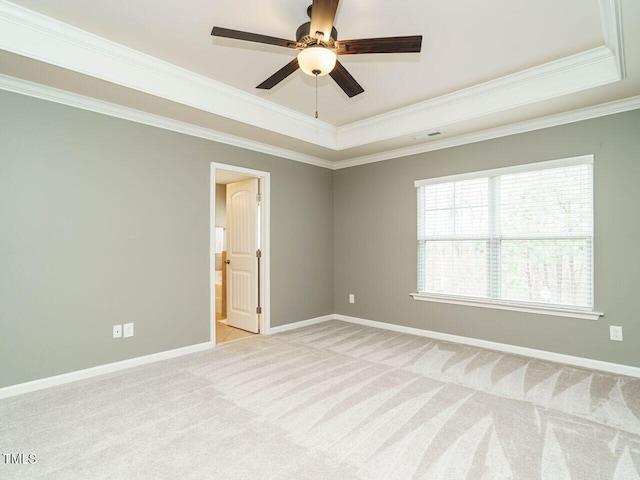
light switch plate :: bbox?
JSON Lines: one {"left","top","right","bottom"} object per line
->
{"left": 124, "top": 323, "right": 134, "bottom": 338}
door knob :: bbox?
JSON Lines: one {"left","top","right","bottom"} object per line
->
{"left": 224, "top": 259, "right": 231, "bottom": 264}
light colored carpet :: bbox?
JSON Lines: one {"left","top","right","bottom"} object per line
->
{"left": 1, "top": 320, "right": 639, "bottom": 479}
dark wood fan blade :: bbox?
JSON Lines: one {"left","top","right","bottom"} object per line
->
{"left": 309, "top": 0, "right": 340, "bottom": 41}
{"left": 329, "top": 60, "right": 364, "bottom": 98}
{"left": 211, "top": 27, "right": 298, "bottom": 49}
{"left": 256, "top": 58, "right": 300, "bottom": 90}
{"left": 336, "top": 35, "right": 422, "bottom": 55}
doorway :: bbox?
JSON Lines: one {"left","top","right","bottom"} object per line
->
{"left": 211, "top": 164, "right": 270, "bottom": 346}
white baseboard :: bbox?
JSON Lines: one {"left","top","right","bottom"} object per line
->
{"left": 334, "top": 314, "right": 640, "bottom": 378}
{"left": 268, "top": 314, "right": 335, "bottom": 334}
{"left": 4, "top": 312, "right": 637, "bottom": 399}
{"left": 0, "top": 342, "right": 213, "bottom": 399}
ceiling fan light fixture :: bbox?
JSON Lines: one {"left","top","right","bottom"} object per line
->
{"left": 297, "top": 46, "right": 337, "bottom": 77}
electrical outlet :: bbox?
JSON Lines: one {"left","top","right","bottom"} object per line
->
{"left": 113, "top": 324, "right": 122, "bottom": 339}
{"left": 124, "top": 323, "right": 134, "bottom": 338}
{"left": 349, "top": 294, "right": 355, "bottom": 304}
{"left": 610, "top": 325, "right": 623, "bottom": 341}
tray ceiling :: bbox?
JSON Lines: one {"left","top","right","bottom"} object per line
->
{"left": 0, "top": 0, "right": 638, "bottom": 168}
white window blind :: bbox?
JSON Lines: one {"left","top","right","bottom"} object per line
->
{"left": 416, "top": 157, "right": 594, "bottom": 312}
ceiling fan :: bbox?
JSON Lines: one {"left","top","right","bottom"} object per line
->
{"left": 211, "top": 0, "right": 422, "bottom": 98}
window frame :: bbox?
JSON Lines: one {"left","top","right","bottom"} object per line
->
{"left": 411, "top": 155, "right": 603, "bottom": 321}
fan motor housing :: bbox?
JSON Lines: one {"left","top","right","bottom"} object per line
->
{"left": 296, "top": 22, "right": 338, "bottom": 46}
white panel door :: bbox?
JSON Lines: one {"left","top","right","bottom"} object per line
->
{"left": 225, "top": 178, "right": 259, "bottom": 333}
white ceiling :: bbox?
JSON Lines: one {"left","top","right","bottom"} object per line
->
{"left": 0, "top": 0, "right": 638, "bottom": 168}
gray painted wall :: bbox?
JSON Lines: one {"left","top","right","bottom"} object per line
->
{"left": 0, "top": 90, "right": 334, "bottom": 387}
{"left": 2, "top": 86, "right": 638, "bottom": 388}
{"left": 334, "top": 110, "right": 640, "bottom": 368}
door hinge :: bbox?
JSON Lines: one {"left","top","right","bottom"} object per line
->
{"left": 256, "top": 306, "right": 262, "bottom": 314}
{"left": 256, "top": 193, "right": 262, "bottom": 203}
{"left": 256, "top": 249, "right": 262, "bottom": 258}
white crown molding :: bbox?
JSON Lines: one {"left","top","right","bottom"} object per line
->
{"left": 600, "top": 0, "right": 626, "bottom": 78}
{"left": 337, "top": 0, "right": 625, "bottom": 150}
{"left": 334, "top": 95, "right": 640, "bottom": 169}
{"left": 2, "top": 72, "right": 639, "bottom": 172}
{"left": 0, "top": 0, "right": 628, "bottom": 156}
{"left": 337, "top": 46, "right": 621, "bottom": 150}
{"left": 0, "top": 74, "right": 334, "bottom": 169}
{"left": 0, "top": 0, "right": 338, "bottom": 149}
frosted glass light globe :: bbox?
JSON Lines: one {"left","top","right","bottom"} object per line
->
{"left": 297, "top": 46, "right": 337, "bottom": 77}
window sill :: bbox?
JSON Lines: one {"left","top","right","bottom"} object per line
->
{"left": 409, "top": 293, "right": 603, "bottom": 321}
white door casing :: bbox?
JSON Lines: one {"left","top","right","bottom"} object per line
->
{"left": 225, "top": 178, "right": 259, "bottom": 333}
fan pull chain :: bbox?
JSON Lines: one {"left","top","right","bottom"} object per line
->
{"left": 314, "top": 72, "right": 319, "bottom": 119}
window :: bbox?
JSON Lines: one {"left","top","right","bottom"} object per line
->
{"left": 412, "top": 156, "right": 602, "bottom": 320}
